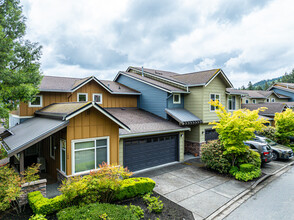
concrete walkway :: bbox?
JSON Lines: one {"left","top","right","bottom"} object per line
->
{"left": 134, "top": 158, "right": 293, "bottom": 219}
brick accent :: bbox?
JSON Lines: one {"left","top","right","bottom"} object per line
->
{"left": 184, "top": 141, "right": 205, "bottom": 156}
{"left": 57, "top": 169, "right": 67, "bottom": 184}
{"left": 19, "top": 179, "right": 47, "bottom": 206}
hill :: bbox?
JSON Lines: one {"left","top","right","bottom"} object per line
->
{"left": 252, "top": 76, "right": 282, "bottom": 88}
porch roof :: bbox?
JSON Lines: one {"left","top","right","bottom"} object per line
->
{"left": 165, "top": 108, "right": 202, "bottom": 125}
{"left": 1, "top": 117, "right": 68, "bottom": 156}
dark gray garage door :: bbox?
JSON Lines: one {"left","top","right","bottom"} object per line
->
{"left": 123, "top": 134, "right": 179, "bottom": 171}
{"left": 205, "top": 129, "right": 219, "bottom": 141}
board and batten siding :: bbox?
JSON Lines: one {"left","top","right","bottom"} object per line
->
{"left": 117, "top": 75, "right": 168, "bottom": 119}
{"left": 19, "top": 80, "right": 138, "bottom": 116}
{"left": 66, "top": 107, "right": 119, "bottom": 176}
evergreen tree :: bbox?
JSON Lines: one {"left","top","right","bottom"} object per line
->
{"left": 247, "top": 81, "right": 254, "bottom": 90}
{"left": 264, "top": 81, "right": 269, "bottom": 90}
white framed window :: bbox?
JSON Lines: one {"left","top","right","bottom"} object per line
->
{"left": 252, "top": 99, "right": 256, "bottom": 104}
{"left": 173, "top": 94, "right": 181, "bottom": 104}
{"left": 210, "top": 94, "right": 220, "bottom": 111}
{"left": 266, "top": 98, "right": 270, "bottom": 102}
{"left": 50, "top": 136, "right": 56, "bottom": 160}
{"left": 77, "top": 93, "right": 88, "bottom": 102}
{"left": 72, "top": 137, "right": 109, "bottom": 174}
{"left": 29, "top": 95, "right": 43, "bottom": 107}
{"left": 60, "top": 139, "right": 66, "bottom": 174}
{"left": 245, "top": 99, "right": 249, "bottom": 104}
{"left": 93, "top": 93, "right": 102, "bottom": 104}
{"left": 228, "top": 95, "right": 236, "bottom": 111}
{"left": 271, "top": 98, "right": 275, "bottom": 102}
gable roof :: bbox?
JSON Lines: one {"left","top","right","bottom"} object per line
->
{"left": 241, "top": 103, "right": 288, "bottom": 116}
{"left": 268, "top": 83, "right": 294, "bottom": 93}
{"left": 228, "top": 89, "right": 290, "bottom": 99}
{"left": 35, "top": 102, "right": 130, "bottom": 131}
{"left": 39, "top": 75, "right": 140, "bottom": 95}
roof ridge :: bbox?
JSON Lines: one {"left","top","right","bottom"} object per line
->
{"left": 172, "top": 68, "right": 219, "bottom": 77}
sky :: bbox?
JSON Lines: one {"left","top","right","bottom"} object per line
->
{"left": 21, "top": 0, "right": 294, "bottom": 88}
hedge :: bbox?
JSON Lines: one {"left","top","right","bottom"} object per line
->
{"left": 239, "top": 163, "right": 255, "bottom": 172}
{"left": 28, "top": 177, "right": 155, "bottom": 215}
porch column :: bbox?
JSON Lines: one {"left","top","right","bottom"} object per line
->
{"left": 19, "top": 151, "right": 24, "bottom": 173}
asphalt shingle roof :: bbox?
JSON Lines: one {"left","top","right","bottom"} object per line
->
{"left": 241, "top": 103, "right": 288, "bottom": 116}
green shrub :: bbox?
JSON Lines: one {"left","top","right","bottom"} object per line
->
{"left": 126, "top": 204, "right": 144, "bottom": 219}
{"left": 229, "top": 166, "right": 239, "bottom": 176}
{"left": 0, "top": 146, "right": 7, "bottom": 160}
{"left": 237, "top": 149, "right": 261, "bottom": 168}
{"left": 239, "top": 164, "right": 255, "bottom": 172}
{"left": 142, "top": 193, "right": 164, "bottom": 213}
{"left": 29, "top": 214, "right": 47, "bottom": 220}
{"left": 256, "top": 126, "right": 277, "bottom": 141}
{"left": 28, "top": 191, "right": 66, "bottom": 215}
{"left": 234, "top": 168, "right": 261, "bottom": 182}
{"left": 201, "top": 140, "right": 231, "bottom": 174}
{"left": 115, "top": 177, "right": 155, "bottom": 201}
{"left": 57, "top": 203, "right": 138, "bottom": 220}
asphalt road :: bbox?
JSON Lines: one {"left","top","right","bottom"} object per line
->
{"left": 225, "top": 165, "right": 294, "bottom": 220}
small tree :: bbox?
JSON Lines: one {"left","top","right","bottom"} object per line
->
{"left": 275, "top": 108, "right": 294, "bottom": 145}
{"left": 209, "top": 100, "right": 268, "bottom": 166}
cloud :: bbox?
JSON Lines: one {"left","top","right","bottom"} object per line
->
{"left": 21, "top": 0, "right": 294, "bottom": 87}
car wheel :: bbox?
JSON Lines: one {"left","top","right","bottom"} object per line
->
{"left": 272, "top": 152, "right": 278, "bottom": 161}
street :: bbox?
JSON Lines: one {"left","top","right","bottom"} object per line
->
{"left": 225, "top": 165, "right": 294, "bottom": 220}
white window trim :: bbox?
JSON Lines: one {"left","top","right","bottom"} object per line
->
{"left": 210, "top": 93, "right": 220, "bottom": 112}
{"left": 77, "top": 93, "right": 88, "bottom": 102}
{"left": 266, "top": 98, "right": 270, "bottom": 103}
{"left": 93, "top": 93, "right": 103, "bottom": 104}
{"left": 50, "top": 136, "right": 55, "bottom": 160}
{"left": 60, "top": 139, "right": 66, "bottom": 174}
{"left": 252, "top": 99, "right": 256, "bottom": 104}
{"left": 245, "top": 99, "right": 249, "bottom": 104}
{"left": 71, "top": 136, "right": 110, "bottom": 175}
{"left": 28, "top": 95, "right": 43, "bottom": 107}
{"left": 271, "top": 98, "right": 275, "bottom": 102}
{"left": 228, "top": 95, "right": 236, "bottom": 111}
{"left": 173, "top": 94, "right": 181, "bottom": 104}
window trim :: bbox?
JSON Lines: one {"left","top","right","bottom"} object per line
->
{"left": 77, "top": 93, "right": 88, "bottom": 102}
{"left": 50, "top": 136, "right": 55, "bottom": 160}
{"left": 93, "top": 93, "right": 103, "bottom": 104}
{"left": 271, "top": 98, "right": 275, "bottom": 102}
{"left": 28, "top": 95, "right": 43, "bottom": 107}
{"left": 266, "top": 98, "right": 270, "bottom": 102}
{"left": 228, "top": 95, "right": 236, "bottom": 111}
{"left": 210, "top": 93, "right": 220, "bottom": 112}
{"left": 71, "top": 136, "right": 110, "bottom": 175}
{"left": 60, "top": 139, "right": 66, "bottom": 174}
{"left": 245, "top": 99, "right": 249, "bottom": 104}
{"left": 173, "top": 94, "right": 181, "bottom": 104}
{"left": 252, "top": 99, "right": 256, "bottom": 104}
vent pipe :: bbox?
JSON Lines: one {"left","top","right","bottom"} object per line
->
{"left": 107, "top": 83, "right": 110, "bottom": 88}
{"left": 142, "top": 66, "right": 144, "bottom": 77}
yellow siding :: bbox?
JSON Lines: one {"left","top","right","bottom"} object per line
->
{"left": 186, "top": 124, "right": 200, "bottom": 143}
{"left": 184, "top": 87, "right": 203, "bottom": 120}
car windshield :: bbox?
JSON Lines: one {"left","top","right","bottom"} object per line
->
{"left": 265, "top": 138, "right": 277, "bottom": 146}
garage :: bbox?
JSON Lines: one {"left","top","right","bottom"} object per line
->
{"left": 205, "top": 129, "right": 219, "bottom": 142}
{"left": 123, "top": 134, "right": 179, "bottom": 171}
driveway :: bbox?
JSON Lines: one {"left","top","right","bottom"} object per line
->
{"left": 134, "top": 158, "right": 293, "bottom": 219}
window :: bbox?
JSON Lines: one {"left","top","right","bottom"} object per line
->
{"left": 77, "top": 93, "right": 88, "bottom": 102}
{"left": 93, "top": 93, "right": 102, "bottom": 104}
{"left": 266, "top": 98, "right": 270, "bottom": 102}
{"left": 60, "top": 139, "right": 66, "bottom": 173}
{"left": 29, "top": 95, "right": 42, "bottom": 107}
{"left": 271, "top": 98, "right": 275, "bottom": 102}
{"left": 73, "top": 137, "right": 108, "bottom": 174}
{"left": 50, "top": 136, "right": 56, "bottom": 160}
{"left": 173, "top": 94, "right": 181, "bottom": 104}
{"left": 210, "top": 94, "right": 220, "bottom": 111}
{"left": 245, "top": 99, "right": 249, "bottom": 104}
{"left": 228, "top": 95, "right": 236, "bottom": 110}
{"left": 252, "top": 99, "right": 256, "bottom": 104}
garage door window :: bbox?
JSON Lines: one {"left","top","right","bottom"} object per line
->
{"left": 73, "top": 137, "right": 108, "bottom": 174}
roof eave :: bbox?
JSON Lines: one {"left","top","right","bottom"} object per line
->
{"left": 205, "top": 69, "right": 234, "bottom": 88}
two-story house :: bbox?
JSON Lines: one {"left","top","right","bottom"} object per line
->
{"left": 114, "top": 67, "right": 243, "bottom": 155}
{"left": 268, "top": 83, "right": 294, "bottom": 102}
{"left": 1, "top": 75, "right": 189, "bottom": 182}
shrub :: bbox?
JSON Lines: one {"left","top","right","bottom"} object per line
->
{"left": 115, "top": 177, "right": 155, "bottom": 201}
{"left": 256, "top": 126, "right": 277, "bottom": 141}
{"left": 275, "top": 109, "right": 294, "bottom": 145}
{"left": 236, "top": 149, "right": 261, "bottom": 168}
{"left": 21, "top": 163, "right": 41, "bottom": 183}
{"left": 142, "top": 193, "right": 164, "bottom": 213}
{"left": 29, "top": 214, "right": 47, "bottom": 220}
{"left": 239, "top": 164, "right": 255, "bottom": 172}
{"left": 234, "top": 168, "right": 262, "bottom": 182}
{"left": 0, "top": 146, "right": 7, "bottom": 160}
{"left": 57, "top": 203, "right": 138, "bottom": 220}
{"left": 126, "top": 204, "right": 144, "bottom": 219}
{"left": 201, "top": 140, "right": 231, "bottom": 174}
{"left": 28, "top": 191, "right": 66, "bottom": 215}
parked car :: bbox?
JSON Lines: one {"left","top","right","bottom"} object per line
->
{"left": 244, "top": 140, "right": 273, "bottom": 163}
{"left": 253, "top": 135, "right": 294, "bottom": 161}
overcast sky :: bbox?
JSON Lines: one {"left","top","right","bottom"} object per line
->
{"left": 21, "top": 0, "right": 294, "bottom": 87}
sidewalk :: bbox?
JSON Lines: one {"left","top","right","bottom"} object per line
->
{"left": 134, "top": 158, "right": 293, "bottom": 220}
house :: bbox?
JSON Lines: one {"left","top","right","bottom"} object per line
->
{"left": 268, "top": 83, "right": 294, "bottom": 101}
{"left": 1, "top": 75, "right": 189, "bottom": 182}
{"left": 114, "top": 67, "right": 243, "bottom": 154}
{"left": 226, "top": 89, "right": 290, "bottom": 104}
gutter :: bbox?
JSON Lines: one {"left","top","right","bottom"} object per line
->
{"left": 119, "top": 128, "right": 191, "bottom": 139}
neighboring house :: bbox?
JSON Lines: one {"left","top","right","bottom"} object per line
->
{"left": 241, "top": 103, "right": 289, "bottom": 126}
{"left": 1, "top": 75, "right": 189, "bottom": 182}
{"left": 114, "top": 67, "right": 243, "bottom": 154}
{"left": 268, "top": 83, "right": 294, "bottom": 101}
{"left": 226, "top": 89, "right": 290, "bottom": 104}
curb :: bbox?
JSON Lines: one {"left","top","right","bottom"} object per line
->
{"left": 205, "top": 161, "right": 294, "bottom": 220}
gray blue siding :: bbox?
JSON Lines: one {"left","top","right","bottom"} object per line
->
{"left": 167, "top": 94, "right": 184, "bottom": 109}
{"left": 117, "top": 75, "right": 168, "bottom": 119}
{"left": 272, "top": 88, "right": 294, "bottom": 101}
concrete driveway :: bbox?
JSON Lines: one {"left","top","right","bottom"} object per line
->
{"left": 134, "top": 158, "right": 293, "bottom": 219}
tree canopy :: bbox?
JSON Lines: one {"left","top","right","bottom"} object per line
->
{"left": 275, "top": 108, "right": 294, "bottom": 145}
{"left": 0, "top": 0, "right": 42, "bottom": 120}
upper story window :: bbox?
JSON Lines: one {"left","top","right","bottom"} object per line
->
{"left": 77, "top": 93, "right": 88, "bottom": 102}
{"left": 266, "top": 98, "right": 270, "bottom": 102}
{"left": 228, "top": 95, "right": 236, "bottom": 110}
{"left": 210, "top": 94, "right": 220, "bottom": 111}
{"left": 29, "top": 95, "right": 43, "bottom": 107}
{"left": 271, "top": 98, "right": 275, "bottom": 102}
{"left": 245, "top": 99, "right": 249, "bottom": 104}
{"left": 252, "top": 99, "right": 256, "bottom": 104}
{"left": 93, "top": 93, "right": 102, "bottom": 104}
{"left": 173, "top": 94, "right": 181, "bottom": 104}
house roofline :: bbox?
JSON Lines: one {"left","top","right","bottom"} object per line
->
{"left": 119, "top": 127, "right": 191, "bottom": 138}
